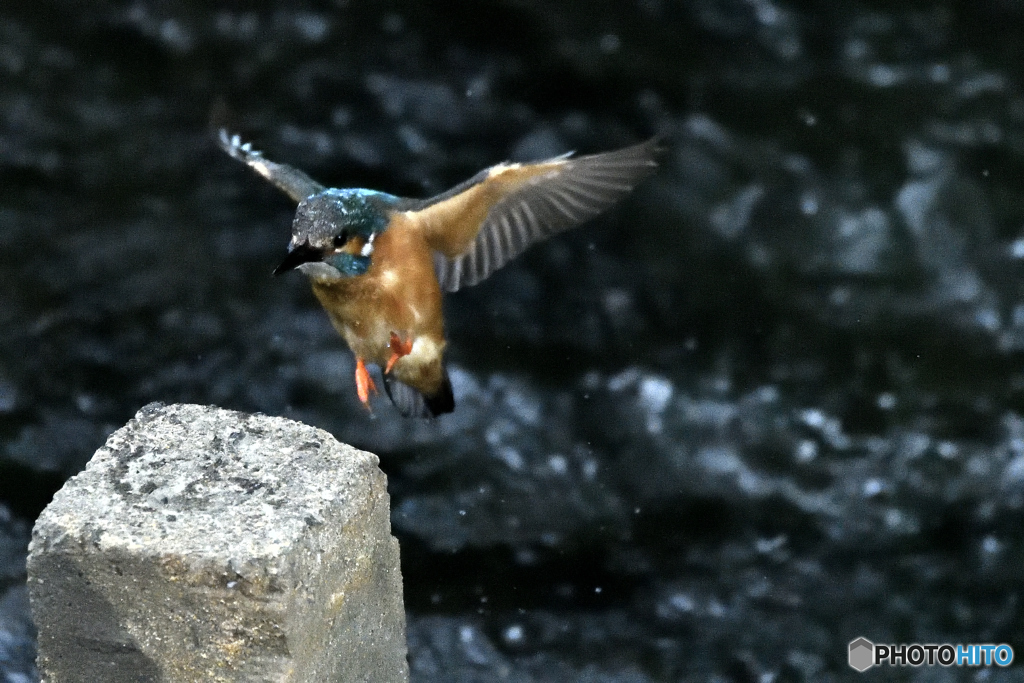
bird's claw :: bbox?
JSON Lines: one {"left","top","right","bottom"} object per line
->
{"left": 355, "top": 357, "right": 377, "bottom": 411}
{"left": 385, "top": 332, "right": 413, "bottom": 374}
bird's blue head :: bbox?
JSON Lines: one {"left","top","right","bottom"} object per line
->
{"left": 275, "top": 188, "right": 399, "bottom": 279}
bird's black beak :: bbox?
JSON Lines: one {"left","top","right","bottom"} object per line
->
{"left": 273, "top": 241, "right": 322, "bottom": 276}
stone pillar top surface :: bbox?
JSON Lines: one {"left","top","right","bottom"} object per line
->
{"left": 32, "top": 402, "right": 379, "bottom": 567}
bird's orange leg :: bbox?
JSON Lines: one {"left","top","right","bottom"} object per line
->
{"left": 385, "top": 332, "right": 413, "bottom": 374}
{"left": 354, "top": 357, "right": 377, "bottom": 409}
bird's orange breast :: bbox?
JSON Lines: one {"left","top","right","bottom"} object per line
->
{"left": 310, "top": 214, "right": 447, "bottom": 393}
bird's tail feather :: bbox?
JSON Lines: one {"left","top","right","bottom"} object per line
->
{"left": 383, "top": 370, "right": 454, "bottom": 418}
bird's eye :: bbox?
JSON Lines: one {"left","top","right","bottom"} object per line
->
{"left": 332, "top": 230, "right": 349, "bottom": 248}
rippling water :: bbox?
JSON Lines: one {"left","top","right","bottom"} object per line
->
{"left": 3, "top": 1, "right": 1024, "bottom": 680}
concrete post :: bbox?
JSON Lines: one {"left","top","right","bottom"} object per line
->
{"left": 27, "top": 403, "right": 408, "bottom": 682}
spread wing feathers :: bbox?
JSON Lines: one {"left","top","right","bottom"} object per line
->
{"left": 217, "top": 129, "right": 324, "bottom": 203}
{"left": 417, "top": 138, "right": 660, "bottom": 292}
{"left": 383, "top": 371, "right": 455, "bottom": 418}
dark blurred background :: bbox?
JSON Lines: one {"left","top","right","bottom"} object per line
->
{"left": 4, "top": 0, "right": 1024, "bottom": 680}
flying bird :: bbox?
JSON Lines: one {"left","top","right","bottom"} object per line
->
{"left": 218, "top": 129, "right": 660, "bottom": 417}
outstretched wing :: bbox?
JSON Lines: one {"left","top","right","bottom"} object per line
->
{"left": 217, "top": 129, "right": 324, "bottom": 203}
{"left": 410, "top": 138, "right": 661, "bottom": 292}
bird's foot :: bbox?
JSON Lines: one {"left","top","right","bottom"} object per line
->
{"left": 355, "top": 357, "right": 377, "bottom": 410}
{"left": 385, "top": 332, "right": 413, "bottom": 374}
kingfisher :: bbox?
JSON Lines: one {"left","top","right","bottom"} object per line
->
{"left": 218, "top": 129, "right": 660, "bottom": 417}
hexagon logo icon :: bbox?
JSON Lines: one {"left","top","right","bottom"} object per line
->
{"left": 849, "top": 637, "right": 874, "bottom": 672}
